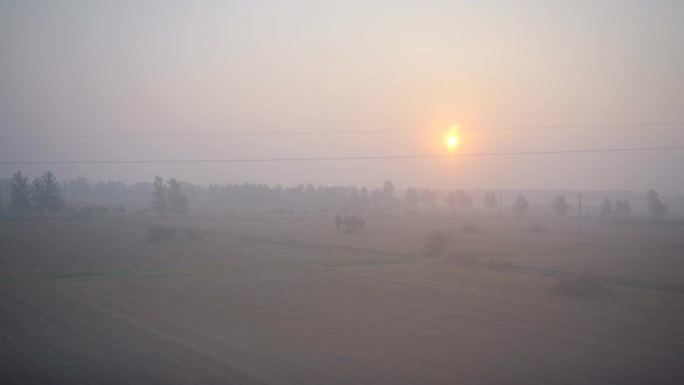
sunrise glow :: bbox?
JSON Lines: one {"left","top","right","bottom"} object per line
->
{"left": 445, "top": 125, "right": 460, "bottom": 151}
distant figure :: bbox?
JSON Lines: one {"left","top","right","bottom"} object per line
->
{"left": 335, "top": 214, "right": 342, "bottom": 231}
{"left": 358, "top": 217, "right": 366, "bottom": 231}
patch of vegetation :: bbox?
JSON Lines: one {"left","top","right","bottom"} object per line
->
{"left": 459, "top": 223, "right": 482, "bottom": 234}
{"left": 423, "top": 229, "right": 454, "bottom": 257}
{"left": 553, "top": 271, "right": 613, "bottom": 298}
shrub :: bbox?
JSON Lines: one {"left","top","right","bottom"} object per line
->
{"left": 146, "top": 225, "right": 178, "bottom": 242}
{"left": 553, "top": 271, "right": 613, "bottom": 298}
{"left": 423, "top": 230, "right": 453, "bottom": 257}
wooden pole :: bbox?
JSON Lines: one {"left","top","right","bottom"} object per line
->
{"left": 578, "top": 192, "right": 582, "bottom": 235}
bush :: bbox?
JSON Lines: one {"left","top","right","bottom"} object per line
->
{"left": 423, "top": 230, "right": 453, "bottom": 257}
{"left": 146, "top": 225, "right": 178, "bottom": 242}
{"left": 553, "top": 271, "right": 613, "bottom": 298}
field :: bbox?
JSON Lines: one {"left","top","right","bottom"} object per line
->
{"left": 1, "top": 210, "right": 684, "bottom": 384}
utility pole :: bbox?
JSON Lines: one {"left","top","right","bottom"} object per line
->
{"left": 578, "top": 192, "right": 582, "bottom": 235}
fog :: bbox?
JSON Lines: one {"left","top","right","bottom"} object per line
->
{"left": 1, "top": 1, "right": 683, "bottom": 192}
{"left": 4, "top": 3, "right": 684, "bottom": 383}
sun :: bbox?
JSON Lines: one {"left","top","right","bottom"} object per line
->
{"left": 445, "top": 125, "right": 460, "bottom": 151}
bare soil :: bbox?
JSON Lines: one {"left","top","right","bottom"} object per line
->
{"left": 1, "top": 216, "right": 683, "bottom": 384}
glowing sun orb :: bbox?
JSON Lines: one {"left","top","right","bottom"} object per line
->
{"left": 445, "top": 125, "right": 460, "bottom": 151}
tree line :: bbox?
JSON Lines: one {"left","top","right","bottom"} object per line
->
{"left": 8, "top": 171, "right": 64, "bottom": 217}
{"left": 0, "top": 171, "right": 672, "bottom": 220}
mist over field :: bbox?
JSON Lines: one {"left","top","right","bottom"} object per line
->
{"left": 1, "top": 1, "right": 684, "bottom": 384}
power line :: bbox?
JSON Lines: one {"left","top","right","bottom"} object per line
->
{"left": 1, "top": 122, "right": 682, "bottom": 140}
{"left": 1, "top": 145, "right": 682, "bottom": 165}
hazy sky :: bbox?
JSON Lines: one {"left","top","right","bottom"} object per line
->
{"left": 1, "top": 1, "right": 683, "bottom": 192}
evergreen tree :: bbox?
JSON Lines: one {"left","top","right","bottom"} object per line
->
{"left": 10, "top": 171, "right": 31, "bottom": 217}
{"left": 30, "top": 171, "right": 63, "bottom": 215}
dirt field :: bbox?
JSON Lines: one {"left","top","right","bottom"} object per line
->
{"left": 1, "top": 215, "right": 684, "bottom": 384}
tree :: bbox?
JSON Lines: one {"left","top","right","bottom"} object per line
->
{"left": 30, "top": 171, "right": 63, "bottom": 215}
{"left": 10, "top": 171, "right": 31, "bottom": 217}
{"left": 369, "top": 189, "right": 383, "bottom": 206}
{"left": 483, "top": 192, "right": 498, "bottom": 209}
{"left": 512, "top": 193, "right": 529, "bottom": 218}
{"left": 351, "top": 188, "right": 369, "bottom": 213}
{"left": 614, "top": 199, "right": 632, "bottom": 218}
{"left": 166, "top": 178, "right": 189, "bottom": 215}
{"left": 445, "top": 191, "right": 456, "bottom": 210}
{"left": 423, "top": 230, "right": 453, "bottom": 257}
{"left": 382, "top": 180, "right": 395, "bottom": 207}
{"left": 455, "top": 190, "right": 473, "bottom": 209}
{"left": 151, "top": 176, "right": 168, "bottom": 217}
{"left": 552, "top": 195, "right": 570, "bottom": 216}
{"left": 599, "top": 198, "right": 612, "bottom": 221}
{"left": 647, "top": 189, "right": 668, "bottom": 219}
{"left": 419, "top": 189, "right": 437, "bottom": 206}
{"left": 404, "top": 188, "right": 419, "bottom": 209}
